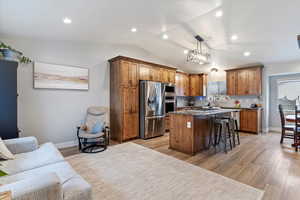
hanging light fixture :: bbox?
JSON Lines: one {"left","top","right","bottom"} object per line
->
{"left": 187, "top": 35, "right": 211, "bottom": 65}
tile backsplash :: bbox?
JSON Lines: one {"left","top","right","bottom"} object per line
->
{"left": 176, "top": 95, "right": 262, "bottom": 108}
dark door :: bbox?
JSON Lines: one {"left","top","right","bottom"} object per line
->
{"left": 0, "top": 60, "right": 18, "bottom": 139}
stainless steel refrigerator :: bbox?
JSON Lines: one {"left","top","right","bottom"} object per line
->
{"left": 140, "top": 81, "right": 165, "bottom": 139}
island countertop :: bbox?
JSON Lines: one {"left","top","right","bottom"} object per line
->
{"left": 169, "top": 108, "right": 240, "bottom": 117}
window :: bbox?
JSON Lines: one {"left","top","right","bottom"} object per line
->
{"left": 277, "top": 79, "right": 300, "bottom": 110}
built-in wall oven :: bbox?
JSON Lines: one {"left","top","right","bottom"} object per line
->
{"left": 165, "top": 84, "right": 176, "bottom": 113}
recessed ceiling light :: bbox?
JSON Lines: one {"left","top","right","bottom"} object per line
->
{"left": 215, "top": 10, "right": 223, "bottom": 18}
{"left": 131, "top": 27, "right": 137, "bottom": 33}
{"left": 63, "top": 17, "right": 72, "bottom": 24}
{"left": 231, "top": 34, "right": 238, "bottom": 41}
{"left": 244, "top": 51, "right": 251, "bottom": 57}
{"left": 183, "top": 50, "right": 189, "bottom": 54}
{"left": 199, "top": 61, "right": 204, "bottom": 65}
{"left": 215, "top": 10, "right": 223, "bottom": 17}
{"left": 162, "top": 34, "right": 169, "bottom": 40}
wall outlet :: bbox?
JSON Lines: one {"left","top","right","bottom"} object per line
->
{"left": 187, "top": 122, "right": 192, "bottom": 128}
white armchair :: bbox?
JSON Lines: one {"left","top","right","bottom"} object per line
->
{"left": 77, "top": 106, "right": 110, "bottom": 153}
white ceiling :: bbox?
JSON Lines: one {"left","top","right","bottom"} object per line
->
{"left": 1, "top": 0, "right": 300, "bottom": 72}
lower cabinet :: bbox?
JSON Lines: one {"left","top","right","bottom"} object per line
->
{"left": 123, "top": 113, "right": 139, "bottom": 141}
{"left": 165, "top": 115, "right": 171, "bottom": 131}
{"left": 239, "top": 109, "right": 262, "bottom": 134}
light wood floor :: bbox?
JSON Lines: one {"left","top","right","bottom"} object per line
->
{"left": 61, "top": 132, "right": 300, "bottom": 200}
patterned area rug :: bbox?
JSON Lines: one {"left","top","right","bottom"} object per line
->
{"left": 67, "top": 142, "right": 264, "bottom": 200}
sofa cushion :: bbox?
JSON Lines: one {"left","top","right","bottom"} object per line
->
{"left": 0, "top": 143, "right": 64, "bottom": 175}
{"left": 0, "top": 138, "right": 15, "bottom": 160}
{"left": 0, "top": 161, "right": 91, "bottom": 200}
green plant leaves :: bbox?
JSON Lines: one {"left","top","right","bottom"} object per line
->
{"left": 0, "top": 41, "right": 32, "bottom": 64}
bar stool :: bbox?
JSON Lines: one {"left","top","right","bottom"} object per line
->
{"left": 215, "top": 118, "right": 233, "bottom": 153}
{"left": 231, "top": 112, "right": 240, "bottom": 147}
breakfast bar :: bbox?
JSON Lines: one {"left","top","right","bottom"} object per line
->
{"left": 168, "top": 109, "right": 239, "bottom": 155}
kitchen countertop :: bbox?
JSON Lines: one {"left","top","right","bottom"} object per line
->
{"left": 169, "top": 108, "right": 240, "bottom": 116}
{"left": 176, "top": 106, "right": 263, "bottom": 110}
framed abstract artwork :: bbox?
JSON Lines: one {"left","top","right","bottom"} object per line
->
{"left": 34, "top": 62, "right": 89, "bottom": 90}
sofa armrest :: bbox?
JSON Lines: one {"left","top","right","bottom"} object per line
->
{"left": 3, "top": 137, "right": 38, "bottom": 154}
{"left": 0, "top": 173, "right": 63, "bottom": 200}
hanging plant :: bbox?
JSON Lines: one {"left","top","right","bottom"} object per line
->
{"left": 0, "top": 41, "right": 32, "bottom": 64}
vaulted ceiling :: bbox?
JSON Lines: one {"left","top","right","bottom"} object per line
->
{"left": 1, "top": 0, "right": 300, "bottom": 72}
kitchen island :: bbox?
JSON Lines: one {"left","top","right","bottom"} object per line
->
{"left": 169, "top": 109, "right": 239, "bottom": 155}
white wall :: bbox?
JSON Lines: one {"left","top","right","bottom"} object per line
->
{"left": 1, "top": 37, "right": 172, "bottom": 146}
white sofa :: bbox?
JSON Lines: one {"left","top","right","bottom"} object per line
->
{"left": 0, "top": 137, "right": 92, "bottom": 200}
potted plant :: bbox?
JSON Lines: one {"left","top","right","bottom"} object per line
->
{"left": 0, "top": 41, "right": 32, "bottom": 64}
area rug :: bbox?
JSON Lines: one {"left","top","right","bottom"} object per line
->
{"left": 66, "top": 142, "right": 264, "bottom": 200}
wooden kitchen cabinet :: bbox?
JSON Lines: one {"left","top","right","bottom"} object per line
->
{"left": 226, "top": 70, "right": 237, "bottom": 96}
{"left": 169, "top": 114, "right": 210, "bottom": 155}
{"left": 226, "top": 66, "right": 263, "bottom": 96}
{"left": 109, "top": 58, "right": 140, "bottom": 142}
{"left": 123, "top": 113, "right": 139, "bottom": 140}
{"left": 236, "top": 70, "right": 249, "bottom": 95}
{"left": 109, "top": 56, "right": 177, "bottom": 142}
{"left": 120, "top": 60, "right": 138, "bottom": 87}
{"left": 159, "top": 68, "right": 176, "bottom": 84}
{"left": 168, "top": 70, "right": 176, "bottom": 84}
{"left": 189, "top": 74, "right": 207, "bottom": 96}
{"left": 175, "top": 72, "right": 189, "bottom": 96}
{"left": 139, "top": 64, "right": 162, "bottom": 82}
{"left": 152, "top": 67, "right": 161, "bottom": 82}
{"left": 139, "top": 64, "right": 151, "bottom": 81}
{"left": 122, "top": 87, "right": 138, "bottom": 113}
{"left": 160, "top": 68, "right": 169, "bottom": 83}
{"left": 239, "top": 109, "right": 262, "bottom": 134}
{"left": 247, "top": 67, "right": 262, "bottom": 95}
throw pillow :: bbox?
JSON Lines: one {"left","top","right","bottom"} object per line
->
{"left": 90, "top": 121, "right": 104, "bottom": 134}
{"left": 0, "top": 138, "right": 15, "bottom": 160}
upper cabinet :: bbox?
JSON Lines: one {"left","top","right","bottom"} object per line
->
{"left": 120, "top": 60, "right": 139, "bottom": 87}
{"left": 226, "top": 70, "right": 237, "bottom": 96}
{"left": 138, "top": 63, "right": 175, "bottom": 84}
{"left": 189, "top": 74, "right": 207, "bottom": 97}
{"left": 175, "top": 72, "right": 189, "bottom": 96}
{"left": 226, "top": 66, "right": 263, "bottom": 96}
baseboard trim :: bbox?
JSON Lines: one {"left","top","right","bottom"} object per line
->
{"left": 268, "top": 127, "right": 281, "bottom": 133}
{"left": 55, "top": 140, "right": 77, "bottom": 149}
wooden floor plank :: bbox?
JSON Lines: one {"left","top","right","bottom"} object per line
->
{"left": 61, "top": 132, "right": 300, "bottom": 199}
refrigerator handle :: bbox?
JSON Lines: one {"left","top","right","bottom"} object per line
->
{"left": 145, "top": 116, "right": 165, "bottom": 119}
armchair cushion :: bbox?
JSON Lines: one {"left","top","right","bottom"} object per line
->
{"left": 0, "top": 143, "right": 64, "bottom": 175}
{"left": 4, "top": 137, "right": 38, "bottom": 154}
{"left": 78, "top": 129, "right": 104, "bottom": 139}
{"left": 0, "top": 173, "right": 62, "bottom": 200}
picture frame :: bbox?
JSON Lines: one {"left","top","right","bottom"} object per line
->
{"left": 33, "top": 62, "right": 89, "bottom": 90}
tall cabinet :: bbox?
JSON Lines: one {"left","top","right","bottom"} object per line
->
{"left": 0, "top": 60, "right": 18, "bottom": 139}
{"left": 109, "top": 59, "right": 139, "bottom": 142}
{"left": 109, "top": 56, "right": 176, "bottom": 143}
